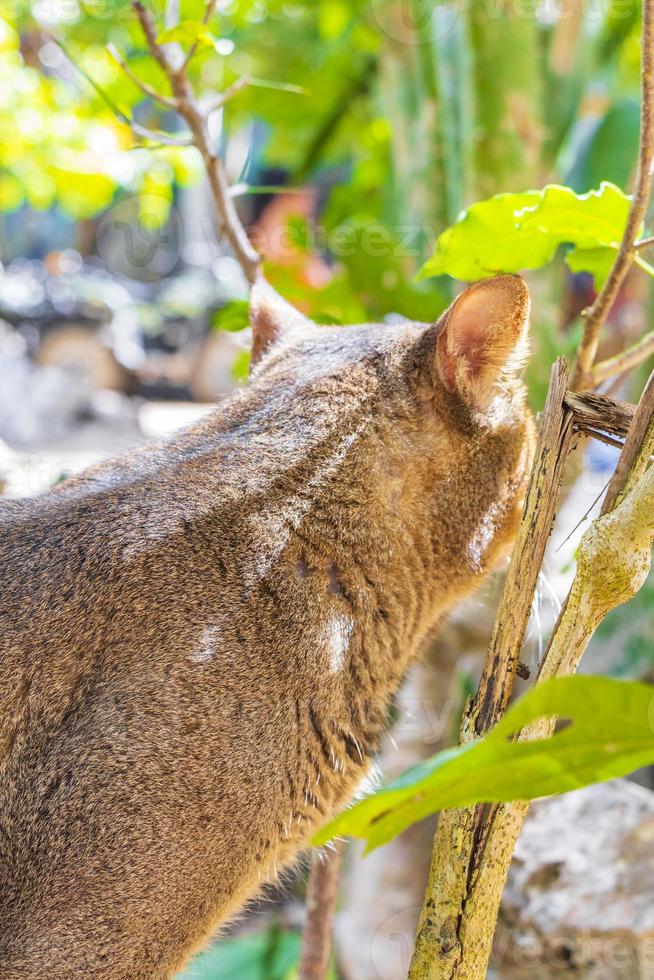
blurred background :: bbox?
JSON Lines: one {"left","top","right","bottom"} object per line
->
{"left": 1, "top": 0, "right": 654, "bottom": 977}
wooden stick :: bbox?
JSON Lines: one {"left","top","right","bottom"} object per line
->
{"left": 572, "top": 0, "right": 654, "bottom": 389}
{"left": 563, "top": 390, "right": 635, "bottom": 440}
{"left": 466, "top": 358, "right": 574, "bottom": 737}
{"left": 592, "top": 329, "right": 654, "bottom": 385}
{"left": 408, "top": 360, "right": 575, "bottom": 979}
{"left": 298, "top": 844, "right": 346, "bottom": 980}
{"left": 600, "top": 369, "right": 654, "bottom": 514}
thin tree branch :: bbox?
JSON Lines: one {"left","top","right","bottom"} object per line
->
{"left": 205, "top": 75, "right": 251, "bottom": 113}
{"left": 635, "top": 235, "right": 654, "bottom": 250}
{"left": 49, "top": 33, "right": 191, "bottom": 145}
{"left": 572, "top": 0, "right": 654, "bottom": 389}
{"left": 592, "top": 328, "right": 654, "bottom": 384}
{"left": 181, "top": 0, "right": 218, "bottom": 72}
{"left": 128, "top": 121, "right": 192, "bottom": 145}
{"left": 298, "top": 843, "right": 346, "bottom": 980}
{"left": 600, "top": 368, "right": 654, "bottom": 514}
{"left": 107, "top": 43, "right": 178, "bottom": 109}
{"left": 132, "top": 1, "right": 174, "bottom": 77}
{"left": 130, "top": 0, "right": 261, "bottom": 284}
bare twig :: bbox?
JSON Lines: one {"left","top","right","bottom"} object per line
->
{"left": 131, "top": 0, "right": 261, "bottom": 283}
{"left": 107, "top": 43, "right": 178, "bottom": 109}
{"left": 49, "top": 33, "right": 191, "bottom": 146}
{"left": 592, "top": 328, "right": 654, "bottom": 384}
{"left": 181, "top": 0, "right": 218, "bottom": 72}
{"left": 128, "top": 124, "right": 191, "bottom": 145}
{"left": 601, "top": 369, "right": 654, "bottom": 514}
{"left": 205, "top": 75, "right": 251, "bottom": 113}
{"left": 132, "top": 1, "right": 173, "bottom": 77}
{"left": 572, "top": 0, "right": 654, "bottom": 389}
{"left": 298, "top": 844, "right": 346, "bottom": 980}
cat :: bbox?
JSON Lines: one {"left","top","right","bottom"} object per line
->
{"left": 0, "top": 273, "right": 534, "bottom": 978}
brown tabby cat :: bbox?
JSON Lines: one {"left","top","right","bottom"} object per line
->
{"left": 0, "top": 274, "right": 534, "bottom": 978}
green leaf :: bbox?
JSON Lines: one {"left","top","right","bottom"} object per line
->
{"left": 231, "top": 349, "right": 251, "bottom": 383}
{"left": 417, "top": 182, "right": 632, "bottom": 289}
{"left": 311, "top": 312, "right": 343, "bottom": 325}
{"left": 313, "top": 676, "right": 654, "bottom": 852}
{"left": 567, "top": 99, "right": 640, "bottom": 194}
{"left": 516, "top": 183, "right": 630, "bottom": 251}
{"left": 157, "top": 20, "right": 210, "bottom": 45}
{"left": 565, "top": 245, "right": 616, "bottom": 286}
{"left": 213, "top": 300, "right": 250, "bottom": 333}
{"left": 417, "top": 189, "right": 547, "bottom": 281}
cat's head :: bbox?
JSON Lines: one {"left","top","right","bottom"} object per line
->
{"left": 247, "top": 275, "right": 535, "bottom": 628}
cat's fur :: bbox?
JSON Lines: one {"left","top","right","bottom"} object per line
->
{"left": 0, "top": 275, "right": 534, "bottom": 978}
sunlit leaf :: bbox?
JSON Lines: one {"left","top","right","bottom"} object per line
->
{"left": 418, "top": 182, "right": 632, "bottom": 289}
{"left": 516, "top": 183, "right": 630, "bottom": 251}
{"left": 313, "top": 676, "right": 654, "bottom": 852}
{"left": 157, "top": 21, "right": 210, "bottom": 46}
{"left": 417, "top": 189, "right": 547, "bottom": 281}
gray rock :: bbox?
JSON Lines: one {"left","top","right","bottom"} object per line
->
{"left": 493, "top": 780, "right": 654, "bottom": 978}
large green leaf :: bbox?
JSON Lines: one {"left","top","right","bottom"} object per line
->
{"left": 417, "top": 189, "right": 548, "bottom": 281}
{"left": 313, "top": 676, "right": 654, "bottom": 852}
{"left": 418, "top": 182, "right": 640, "bottom": 289}
{"left": 516, "top": 183, "right": 629, "bottom": 250}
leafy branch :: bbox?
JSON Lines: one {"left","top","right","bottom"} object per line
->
{"left": 572, "top": 0, "right": 654, "bottom": 387}
{"left": 128, "top": 0, "right": 261, "bottom": 284}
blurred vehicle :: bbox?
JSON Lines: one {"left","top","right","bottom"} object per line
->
{"left": 0, "top": 251, "right": 249, "bottom": 405}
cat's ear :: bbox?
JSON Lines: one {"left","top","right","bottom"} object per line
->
{"left": 249, "top": 276, "right": 311, "bottom": 365}
{"left": 435, "top": 274, "right": 529, "bottom": 410}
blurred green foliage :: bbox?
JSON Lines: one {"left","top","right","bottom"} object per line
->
{"left": 1, "top": 0, "right": 647, "bottom": 330}
{"left": 176, "top": 926, "right": 300, "bottom": 979}
{"left": 597, "top": 567, "right": 654, "bottom": 676}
